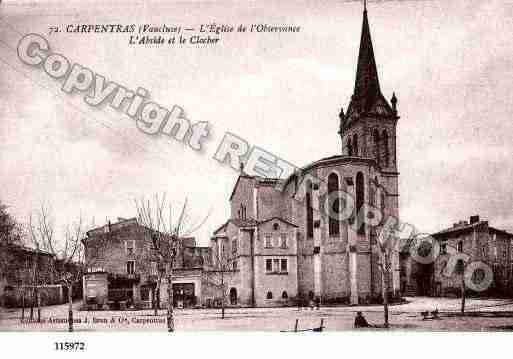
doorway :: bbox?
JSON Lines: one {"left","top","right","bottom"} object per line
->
{"left": 172, "top": 283, "right": 195, "bottom": 308}
{"left": 229, "top": 287, "right": 237, "bottom": 305}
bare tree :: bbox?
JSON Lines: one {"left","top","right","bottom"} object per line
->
{"left": 57, "top": 215, "right": 104, "bottom": 332}
{"left": 205, "top": 247, "right": 232, "bottom": 319}
{"left": 26, "top": 203, "right": 55, "bottom": 322}
{"left": 376, "top": 226, "right": 396, "bottom": 329}
{"left": 134, "top": 193, "right": 209, "bottom": 332}
{"left": 58, "top": 215, "right": 87, "bottom": 332}
{"left": 28, "top": 203, "right": 93, "bottom": 332}
{"left": 376, "top": 248, "right": 391, "bottom": 328}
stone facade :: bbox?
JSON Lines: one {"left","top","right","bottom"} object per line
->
{"left": 82, "top": 218, "right": 213, "bottom": 309}
{"left": 210, "top": 8, "right": 401, "bottom": 306}
{"left": 212, "top": 216, "right": 299, "bottom": 307}
{"left": 400, "top": 216, "right": 513, "bottom": 297}
{"left": 0, "top": 244, "right": 60, "bottom": 307}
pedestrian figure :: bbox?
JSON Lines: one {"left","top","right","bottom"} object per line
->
{"left": 315, "top": 296, "right": 320, "bottom": 310}
{"left": 354, "top": 311, "right": 372, "bottom": 328}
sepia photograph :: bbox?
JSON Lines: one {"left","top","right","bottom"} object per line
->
{"left": 1, "top": 0, "right": 513, "bottom": 351}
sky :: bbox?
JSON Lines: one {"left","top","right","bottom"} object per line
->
{"left": 1, "top": 0, "right": 513, "bottom": 247}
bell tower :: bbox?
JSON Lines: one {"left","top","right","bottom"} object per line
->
{"left": 338, "top": 2, "right": 402, "bottom": 300}
{"left": 338, "top": 4, "right": 399, "bottom": 173}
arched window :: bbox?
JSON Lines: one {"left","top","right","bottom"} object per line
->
{"left": 282, "top": 291, "right": 288, "bottom": 299}
{"left": 347, "top": 138, "right": 353, "bottom": 156}
{"left": 353, "top": 134, "right": 359, "bottom": 156}
{"left": 327, "top": 173, "right": 340, "bottom": 236}
{"left": 373, "top": 129, "right": 380, "bottom": 164}
{"left": 382, "top": 130, "right": 389, "bottom": 166}
{"left": 356, "top": 172, "right": 365, "bottom": 235}
{"left": 306, "top": 180, "right": 313, "bottom": 238}
{"left": 266, "top": 291, "right": 273, "bottom": 299}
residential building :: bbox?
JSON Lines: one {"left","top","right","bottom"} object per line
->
{"left": 82, "top": 217, "right": 214, "bottom": 309}
{"left": 212, "top": 217, "right": 299, "bottom": 307}
{"left": 0, "top": 243, "right": 60, "bottom": 307}
{"left": 400, "top": 215, "right": 513, "bottom": 297}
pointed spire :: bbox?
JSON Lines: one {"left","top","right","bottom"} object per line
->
{"left": 340, "top": 1, "right": 396, "bottom": 133}
{"left": 353, "top": 4, "right": 382, "bottom": 112}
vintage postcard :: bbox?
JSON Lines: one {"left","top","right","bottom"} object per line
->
{"left": 1, "top": 0, "right": 513, "bottom": 349}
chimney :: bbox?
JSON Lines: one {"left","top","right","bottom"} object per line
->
{"left": 469, "top": 215, "right": 480, "bottom": 224}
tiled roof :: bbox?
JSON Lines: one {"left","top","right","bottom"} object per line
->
{"left": 231, "top": 218, "right": 259, "bottom": 227}
{"left": 432, "top": 221, "right": 486, "bottom": 237}
{"left": 259, "top": 217, "right": 298, "bottom": 228}
{"left": 213, "top": 217, "right": 298, "bottom": 235}
{"left": 432, "top": 220, "right": 513, "bottom": 239}
{"left": 2, "top": 243, "right": 54, "bottom": 257}
{"left": 213, "top": 218, "right": 259, "bottom": 235}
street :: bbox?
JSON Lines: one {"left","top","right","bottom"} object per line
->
{"left": 1, "top": 297, "right": 513, "bottom": 331}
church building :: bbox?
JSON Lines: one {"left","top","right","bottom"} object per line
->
{"left": 211, "top": 5, "right": 401, "bottom": 307}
